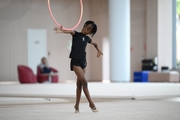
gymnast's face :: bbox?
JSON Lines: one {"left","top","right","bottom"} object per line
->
{"left": 81, "top": 24, "right": 93, "bottom": 35}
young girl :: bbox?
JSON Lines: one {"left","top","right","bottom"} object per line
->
{"left": 53, "top": 20, "right": 103, "bottom": 113}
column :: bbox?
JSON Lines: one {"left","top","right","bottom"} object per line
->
{"left": 157, "top": 0, "right": 173, "bottom": 71}
{"left": 146, "top": 0, "right": 173, "bottom": 71}
{"left": 109, "top": 0, "right": 130, "bottom": 82}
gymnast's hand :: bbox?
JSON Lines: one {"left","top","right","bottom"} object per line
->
{"left": 53, "top": 27, "right": 63, "bottom": 34}
{"left": 97, "top": 50, "right": 103, "bottom": 58}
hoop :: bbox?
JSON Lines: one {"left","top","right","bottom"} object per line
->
{"left": 47, "top": 0, "right": 83, "bottom": 30}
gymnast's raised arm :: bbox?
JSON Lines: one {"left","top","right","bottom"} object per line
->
{"left": 53, "top": 26, "right": 75, "bottom": 36}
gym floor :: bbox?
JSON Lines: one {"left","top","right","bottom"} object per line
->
{"left": 0, "top": 96, "right": 180, "bottom": 120}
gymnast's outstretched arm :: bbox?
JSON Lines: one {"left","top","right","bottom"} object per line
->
{"left": 53, "top": 26, "right": 75, "bottom": 36}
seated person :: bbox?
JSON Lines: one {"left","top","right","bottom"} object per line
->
{"left": 39, "top": 57, "right": 52, "bottom": 74}
{"left": 39, "top": 57, "right": 53, "bottom": 83}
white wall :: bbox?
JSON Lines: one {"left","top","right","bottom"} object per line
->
{"left": 130, "top": 0, "right": 147, "bottom": 81}
{"left": 158, "top": 0, "right": 173, "bottom": 71}
{"left": 146, "top": 0, "right": 173, "bottom": 71}
{"left": 146, "top": 0, "right": 158, "bottom": 58}
{"left": 0, "top": 0, "right": 174, "bottom": 82}
{"left": 0, "top": 0, "right": 91, "bottom": 81}
{"left": 89, "top": 0, "right": 147, "bottom": 81}
{"left": 88, "top": 0, "right": 108, "bottom": 81}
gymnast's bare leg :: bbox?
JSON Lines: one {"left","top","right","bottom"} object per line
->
{"left": 73, "top": 66, "right": 98, "bottom": 113}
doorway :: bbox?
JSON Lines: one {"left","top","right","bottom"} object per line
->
{"left": 27, "top": 29, "right": 47, "bottom": 74}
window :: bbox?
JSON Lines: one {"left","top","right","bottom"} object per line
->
{"left": 176, "top": 0, "right": 180, "bottom": 67}
{"left": 174, "top": 0, "right": 180, "bottom": 68}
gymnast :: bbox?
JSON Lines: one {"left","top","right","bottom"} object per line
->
{"left": 54, "top": 20, "right": 103, "bottom": 113}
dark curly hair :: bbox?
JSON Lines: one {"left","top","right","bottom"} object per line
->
{"left": 84, "top": 20, "right": 97, "bottom": 37}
